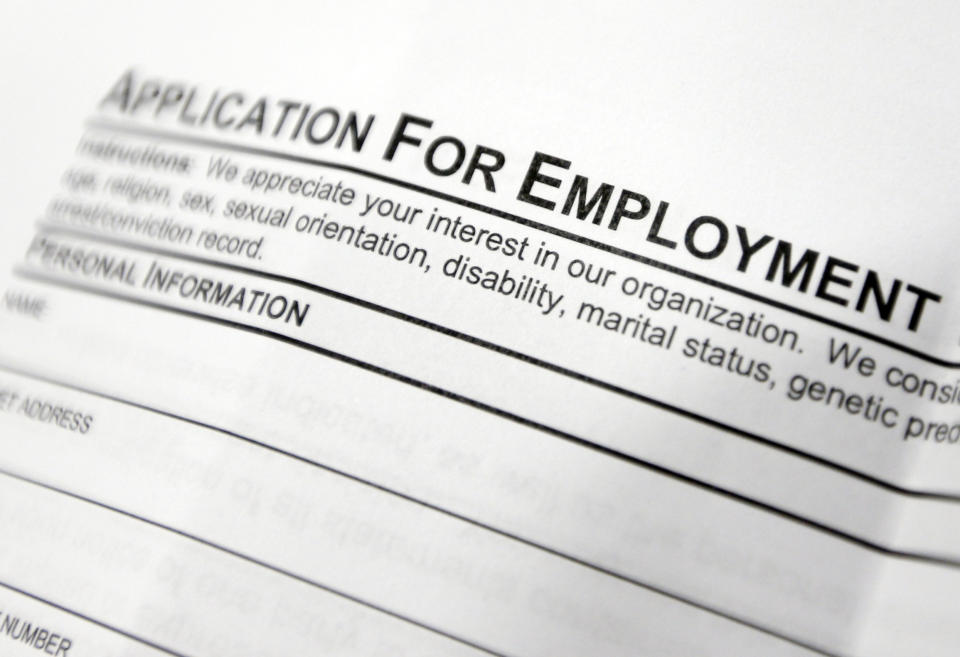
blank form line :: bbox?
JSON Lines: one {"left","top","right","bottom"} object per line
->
{"left": 0, "top": 579, "right": 192, "bottom": 657}
{"left": 0, "top": 361, "right": 838, "bottom": 657}
{"left": 0, "top": 468, "right": 514, "bottom": 657}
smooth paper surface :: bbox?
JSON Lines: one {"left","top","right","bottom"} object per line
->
{"left": 1, "top": 3, "right": 959, "bottom": 656}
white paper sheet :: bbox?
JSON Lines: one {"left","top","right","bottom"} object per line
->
{"left": 1, "top": 3, "right": 958, "bottom": 655}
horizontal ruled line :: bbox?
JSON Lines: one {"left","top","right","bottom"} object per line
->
{"left": 0, "top": 468, "right": 512, "bottom": 657}
{"left": 0, "top": 364, "right": 836, "bottom": 657}
{"left": 0, "top": 578, "right": 192, "bottom": 657}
